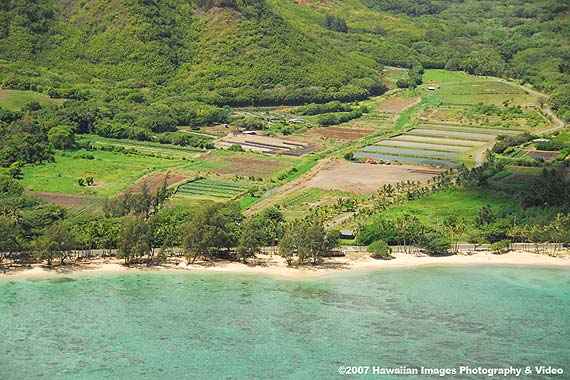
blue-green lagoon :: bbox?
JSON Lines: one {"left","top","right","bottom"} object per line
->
{"left": 1, "top": 266, "right": 569, "bottom": 379}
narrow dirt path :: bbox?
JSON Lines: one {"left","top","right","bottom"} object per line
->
{"left": 471, "top": 80, "right": 565, "bottom": 167}
{"left": 245, "top": 157, "right": 336, "bottom": 214}
{"left": 326, "top": 212, "right": 356, "bottom": 228}
{"left": 499, "top": 79, "right": 565, "bottom": 134}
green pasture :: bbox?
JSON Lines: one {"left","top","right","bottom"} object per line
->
{"left": 81, "top": 135, "right": 206, "bottom": 159}
{"left": 375, "top": 188, "right": 518, "bottom": 229}
{"left": 433, "top": 82, "right": 535, "bottom": 106}
{"left": 438, "top": 81, "right": 524, "bottom": 96}
{"left": 553, "top": 132, "right": 570, "bottom": 143}
{"left": 20, "top": 150, "right": 188, "bottom": 196}
{"left": 0, "top": 89, "right": 64, "bottom": 111}
{"left": 239, "top": 195, "right": 262, "bottom": 210}
{"left": 422, "top": 69, "right": 476, "bottom": 84}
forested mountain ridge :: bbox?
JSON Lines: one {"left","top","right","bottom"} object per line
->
{"left": 269, "top": 0, "right": 570, "bottom": 117}
{"left": 0, "top": 0, "right": 383, "bottom": 106}
{"left": 0, "top": 0, "right": 569, "bottom": 114}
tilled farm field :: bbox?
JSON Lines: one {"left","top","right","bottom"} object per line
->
{"left": 176, "top": 179, "right": 250, "bottom": 200}
{"left": 355, "top": 121, "right": 522, "bottom": 167}
{"left": 304, "top": 160, "right": 444, "bottom": 194}
{"left": 409, "top": 128, "right": 497, "bottom": 140}
{"left": 377, "top": 140, "right": 471, "bottom": 152}
{"left": 523, "top": 151, "right": 559, "bottom": 161}
{"left": 308, "top": 126, "right": 376, "bottom": 140}
{"left": 354, "top": 152, "right": 460, "bottom": 167}
{"left": 421, "top": 124, "right": 523, "bottom": 135}
{"left": 392, "top": 135, "right": 484, "bottom": 146}
{"left": 376, "top": 97, "right": 420, "bottom": 113}
{"left": 361, "top": 145, "right": 460, "bottom": 159}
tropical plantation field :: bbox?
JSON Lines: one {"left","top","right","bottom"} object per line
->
{"left": 0, "top": 0, "right": 569, "bottom": 270}
{"left": 1, "top": 2, "right": 570, "bottom": 378}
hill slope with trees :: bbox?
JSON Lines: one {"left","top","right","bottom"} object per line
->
{"left": 0, "top": 0, "right": 384, "bottom": 106}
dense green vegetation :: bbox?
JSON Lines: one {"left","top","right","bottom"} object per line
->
{"left": 271, "top": 0, "right": 570, "bottom": 118}
{"left": 0, "top": 0, "right": 383, "bottom": 107}
{"left": 1, "top": 0, "right": 569, "bottom": 114}
{"left": 0, "top": 174, "right": 341, "bottom": 267}
{"left": 356, "top": 160, "right": 570, "bottom": 255}
{"left": 1, "top": 0, "right": 569, "bottom": 268}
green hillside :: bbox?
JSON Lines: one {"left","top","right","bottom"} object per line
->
{"left": 0, "top": 0, "right": 384, "bottom": 106}
{"left": 2, "top": 0, "right": 569, "bottom": 112}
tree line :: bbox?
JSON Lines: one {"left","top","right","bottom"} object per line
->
{"left": 0, "top": 174, "right": 340, "bottom": 268}
{"left": 356, "top": 156, "right": 570, "bottom": 256}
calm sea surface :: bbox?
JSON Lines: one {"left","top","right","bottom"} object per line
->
{"left": 1, "top": 266, "right": 569, "bottom": 379}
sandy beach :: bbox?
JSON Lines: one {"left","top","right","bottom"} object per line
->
{"left": 2, "top": 250, "right": 570, "bottom": 280}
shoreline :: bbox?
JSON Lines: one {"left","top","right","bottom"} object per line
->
{"left": 2, "top": 250, "right": 570, "bottom": 280}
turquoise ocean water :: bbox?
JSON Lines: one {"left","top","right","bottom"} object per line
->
{"left": 0, "top": 266, "right": 569, "bottom": 379}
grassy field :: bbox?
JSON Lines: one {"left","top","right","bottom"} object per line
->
{"left": 20, "top": 144, "right": 297, "bottom": 196}
{"left": 20, "top": 150, "right": 188, "bottom": 196}
{"left": 0, "top": 89, "right": 64, "bottom": 111}
{"left": 434, "top": 85, "right": 534, "bottom": 106}
{"left": 418, "top": 106, "right": 546, "bottom": 130}
{"left": 421, "top": 69, "right": 538, "bottom": 106}
{"left": 81, "top": 135, "right": 206, "bottom": 159}
{"left": 276, "top": 187, "right": 361, "bottom": 220}
{"left": 422, "top": 69, "right": 476, "bottom": 83}
{"left": 553, "top": 133, "right": 570, "bottom": 143}
{"left": 376, "top": 188, "right": 518, "bottom": 228}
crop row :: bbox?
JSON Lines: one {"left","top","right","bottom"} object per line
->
{"left": 362, "top": 145, "right": 459, "bottom": 159}
{"left": 354, "top": 152, "right": 459, "bottom": 167}
{"left": 187, "top": 179, "right": 249, "bottom": 190}
{"left": 177, "top": 179, "right": 249, "bottom": 198}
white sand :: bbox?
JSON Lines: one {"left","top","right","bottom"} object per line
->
{"left": 2, "top": 250, "right": 569, "bottom": 281}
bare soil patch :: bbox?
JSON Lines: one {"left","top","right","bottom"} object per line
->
{"left": 218, "top": 157, "right": 286, "bottom": 177}
{"left": 29, "top": 191, "right": 104, "bottom": 212}
{"left": 377, "top": 140, "right": 471, "bottom": 152}
{"left": 304, "top": 160, "right": 444, "bottom": 194}
{"left": 410, "top": 128, "right": 497, "bottom": 140}
{"left": 393, "top": 134, "right": 484, "bottom": 146}
{"left": 130, "top": 172, "right": 188, "bottom": 193}
{"left": 217, "top": 134, "right": 316, "bottom": 156}
{"left": 308, "top": 126, "right": 375, "bottom": 140}
{"left": 376, "top": 97, "right": 420, "bottom": 113}
{"left": 523, "top": 150, "right": 559, "bottom": 161}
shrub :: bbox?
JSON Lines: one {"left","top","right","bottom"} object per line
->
{"left": 233, "top": 117, "right": 265, "bottom": 130}
{"left": 324, "top": 14, "right": 348, "bottom": 33}
{"left": 228, "top": 144, "right": 244, "bottom": 152}
{"left": 368, "top": 240, "right": 392, "bottom": 259}
{"left": 535, "top": 140, "right": 568, "bottom": 151}
{"left": 357, "top": 219, "right": 400, "bottom": 245}
{"left": 316, "top": 109, "right": 363, "bottom": 127}
{"left": 416, "top": 232, "right": 451, "bottom": 256}
{"left": 489, "top": 239, "right": 510, "bottom": 254}
{"left": 298, "top": 101, "right": 352, "bottom": 115}
{"left": 492, "top": 133, "right": 534, "bottom": 154}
